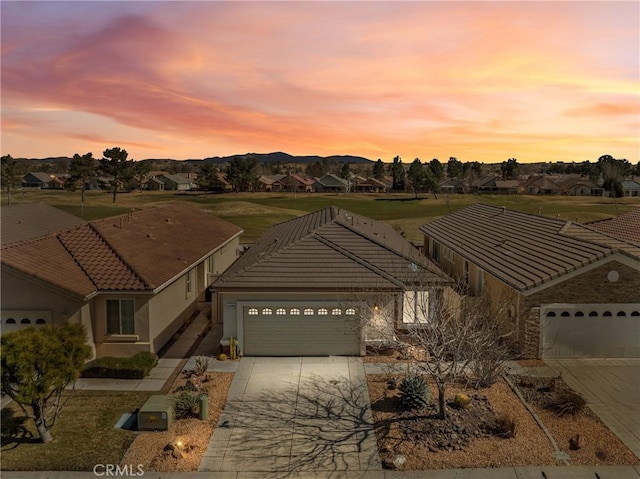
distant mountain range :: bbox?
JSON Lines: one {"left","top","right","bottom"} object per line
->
{"left": 22, "top": 152, "right": 374, "bottom": 165}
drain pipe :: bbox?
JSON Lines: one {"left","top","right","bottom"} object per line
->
{"left": 502, "top": 374, "right": 570, "bottom": 466}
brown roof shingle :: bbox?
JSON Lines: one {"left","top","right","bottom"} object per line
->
{"left": 214, "top": 206, "right": 451, "bottom": 291}
{"left": 419, "top": 203, "right": 633, "bottom": 292}
{"left": 2, "top": 235, "right": 97, "bottom": 297}
{"left": 586, "top": 208, "right": 640, "bottom": 246}
{"left": 2, "top": 203, "right": 243, "bottom": 297}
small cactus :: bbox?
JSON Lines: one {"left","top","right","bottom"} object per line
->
{"left": 399, "top": 376, "right": 430, "bottom": 410}
{"left": 453, "top": 393, "right": 471, "bottom": 409}
{"left": 218, "top": 353, "right": 227, "bottom": 361}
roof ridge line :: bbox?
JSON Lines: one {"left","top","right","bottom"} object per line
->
{"left": 86, "top": 223, "right": 153, "bottom": 289}
{"left": 311, "top": 232, "right": 404, "bottom": 288}
{"left": 332, "top": 209, "right": 428, "bottom": 268}
{"left": 55, "top": 228, "right": 101, "bottom": 292}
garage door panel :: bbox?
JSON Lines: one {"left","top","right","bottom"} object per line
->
{"left": 542, "top": 304, "right": 640, "bottom": 358}
{"left": 243, "top": 304, "right": 361, "bottom": 356}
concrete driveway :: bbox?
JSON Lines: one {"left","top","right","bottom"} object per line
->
{"left": 545, "top": 359, "right": 640, "bottom": 459}
{"left": 199, "top": 356, "right": 381, "bottom": 473}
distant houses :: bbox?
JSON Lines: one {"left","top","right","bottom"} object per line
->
{"left": 15, "top": 167, "right": 639, "bottom": 197}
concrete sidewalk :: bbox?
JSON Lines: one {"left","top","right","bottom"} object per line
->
{"left": 2, "top": 465, "right": 640, "bottom": 478}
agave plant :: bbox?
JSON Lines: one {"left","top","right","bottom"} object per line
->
{"left": 399, "top": 375, "right": 430, "bottom": 410}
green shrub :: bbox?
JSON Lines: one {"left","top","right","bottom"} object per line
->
{"left": 399, "top": 376, "right": 430, "bottom": 410}
{"left": 173, "top": 391, "right": 200, "bottom": 419}
{"left": 192, "top": 356, "right": 210, "bottom": 376}
{"left": 82, "top": 352, "right": 158, "bottom": 379}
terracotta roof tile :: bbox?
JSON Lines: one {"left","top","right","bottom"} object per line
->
{"left": 2, "top": 235, "right": 96, "bottom": 297}
{"left": 2, "top": 202, "right": 243, "bottom": 296}
{"left": 587, "top": 208, "right": 640, "bottom": 245}
{"left": 91, "top": 203, "right": 242, "bottom": 289}
{"left": 58, "top": 226, "right": 147, "bottom": 290}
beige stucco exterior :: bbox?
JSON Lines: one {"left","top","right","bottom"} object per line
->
{"left": 1, "top": 235, "right": 241, "bottom": 358}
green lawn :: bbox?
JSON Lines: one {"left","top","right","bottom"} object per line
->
{"left": 3, "top": 189, "right": 638, "bottom": 243}
{"left": 1, "top": 391, "right": 151, "bottom": 471}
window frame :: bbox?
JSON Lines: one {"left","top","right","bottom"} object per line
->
{"left": 106, "top": 298, "right": 136, "bottom": 335}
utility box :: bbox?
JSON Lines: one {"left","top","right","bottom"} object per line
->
{"left": 137, "top": 395, "right": 173, "bottom": 431}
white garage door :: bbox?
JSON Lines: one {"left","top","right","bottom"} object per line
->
{"left": 541, "top": 304, "right": 640, "bottom": 358}
{"left": 242, "top": 303, "right": 361, "bottom": 356}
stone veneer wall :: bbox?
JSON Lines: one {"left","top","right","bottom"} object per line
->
{"left": 521, "top": 259, "right": 640, "bottom": 358}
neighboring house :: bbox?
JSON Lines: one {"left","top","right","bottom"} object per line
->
{"left": 494, "top": 180, "right": 520, "bottom": 195}
{"left": 587, "top": 208, "right": 640, "bottom": 245}
{"left": 472, "top": 175, "right": 501, "bottom": 193}
{"left": 257, "top": 173, "right": 313, "bottom": 192}
{"left": 211, "top": 206, "right": 452, "bottom": 356}
{"left": 215, "top": 173, "right": 233, "bottom": 192}
{"left": 522, "top": 175, "right": 563, "bottom": 195}
{"left": 559, "top": 177, "right": 604, "bottom": 196}
{"left": 2, "top": 203, "right": 243, "bottom": 357}
{"left": 352, "top": 176, "right": 387, "bottom": 193}
{"left": 420, "top": 204, "right": 640, "bottom": 359}
{"left": 146, "top": 177, "right": 166, "bottom": 191}
{"left": 256, "top": 175, "right": 280, "bottom": 192}
{"left": 621, "top": 179, "right": 640, "bottom": 197}
{"left": 158, "top": 174, "right": 197, "bottom": 191}
{"left": 22, "top": 172, "right": 67, "bottom": 189}
{"left": 313, "top": 174, "right": 349, "bottom": 193}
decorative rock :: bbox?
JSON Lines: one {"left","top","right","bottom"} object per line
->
{"left": 382, "top": 455, "right": 406, "bottom": 470}
{"left": 569, "top": 434, "right": 584, "bottom": 450}
{"left": 172, "top": 448, "right": 185, "bottom": 459}
{"left": 164, "top": 443, "right": 175, "bottom": 452}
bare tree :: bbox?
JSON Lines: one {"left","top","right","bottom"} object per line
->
{"left": 353, "top": 279, "right": 515, "bottom": 420}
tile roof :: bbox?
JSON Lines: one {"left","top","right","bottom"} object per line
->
{"left": 2, "top": 235, "right": 97, "bottom": 297}
{"left": 91, "top": 203, "right": 242, "bottom": 289}
{"left": 214, "top": 206, "right": 451, "bottom": 291}
{"left": 419, "top": 203, "right": 637, "bottom": 292}
{"left": 1, "top": 203, "right": 88, "bottom": 245}
{"left": 1, "top": 203, "right": 243, "bottom": 297}
{"left": 586, "top": 208, "right": 640, "bottom": 246}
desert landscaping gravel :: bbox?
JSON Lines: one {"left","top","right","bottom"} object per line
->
{"left": 367, "top": 372, "right": 640, "bottom": 470}
{"left": 120, "top": 372, "right": 233, "bottom": 472}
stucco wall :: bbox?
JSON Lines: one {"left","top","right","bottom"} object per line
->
{"left": 1, "top": 268, "right": 85, "bottom": 328}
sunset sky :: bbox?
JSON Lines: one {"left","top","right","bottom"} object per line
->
{"left": 1, "top": 1, "right": 638, "bottom": 164}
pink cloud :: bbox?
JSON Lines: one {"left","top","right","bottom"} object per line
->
{"left": 1, "top": 1, "right": 638, "bottom": 162}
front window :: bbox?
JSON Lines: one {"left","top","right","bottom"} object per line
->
{"left": 107, "top": 299, "right": 135, "bottom": 334}
{"left": 402, "top": 290, "right": 429, "bottom": 324}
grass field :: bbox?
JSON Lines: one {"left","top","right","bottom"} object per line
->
{"left": 1, "top": 391, "right": 151, "bottom": 471}
{"left": 3, "top": 189, "right": 638, "bottom": 243}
